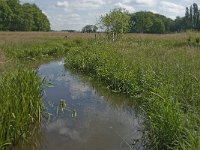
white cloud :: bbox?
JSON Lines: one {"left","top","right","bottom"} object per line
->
{"left": 159, "top": 1, "right": 185, "bottom": 14}
{"left": 135, "top": 0, "right": 156, "bottom": 6}
{"left": 122, "top": 0, "right": 133, "bottom": 4}
{"left": 55, "top": 0, "right": 106, "bottom": 10}
{"left": 115, "top": 2, "right": 135, "bottom": 13}
{"left": 150, "top": 9, "right": 159, "bottom": 14}
{"left": 56, "top": 1, "right": 69, "bottom": 8}
{"left": 82, "top": 0, "right": 106, "bottom": 5}
{"left": 72, "top": 2, "right": 102, "bottom": 9}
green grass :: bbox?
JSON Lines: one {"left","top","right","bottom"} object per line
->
{"left": 2, "top": 37, "right": 87, "bottom": 61}
{"left": 64, "top": 35, "right": 200, "bottom": 149}
{"left": 0, "top": 68, "right": 43, "bottom": 149}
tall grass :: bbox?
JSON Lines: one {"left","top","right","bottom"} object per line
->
{"left": 2, "top": 38, "right": 87, "bottom": 60}
{"left": 3, "top": 39, "right": 67, "bottom": 60}
{"left": 64, "top": 35, "right": 200, "bottom": 149}
{"left": 0, "top": 68, "right": 43, "bottom": 149}
{"left": 0, "top": 32, "right": 91, "bottom": 61}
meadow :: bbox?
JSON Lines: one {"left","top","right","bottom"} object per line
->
{"left": 0, "top": 32, "right": 199, "bottom": 149}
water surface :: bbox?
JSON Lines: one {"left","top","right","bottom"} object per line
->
{"left": 22, "top": 60, "right": 144, "bottom": 150}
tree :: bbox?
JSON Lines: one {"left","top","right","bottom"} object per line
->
{"left": 151, "top": 19, "right": 165, "bottom": 33}
{"left": 172, "top": 17, "right": 184, "bottom": 32}
{"left": 0, "top": 0, "right": 50, "bottom": 31}
{"left": 21, "top": 3, "right": 35, "bottom": 31}
{"left": 184, "top": 7, "right": 191, "bottom": 29}
{"left": 155, "top": 14, "right": 173, "bottom": 33}
{"left": 6, "top": 0, "right": 23, "bottom": 31}
{"left": 82, "top": 25, "right": 98, "bottom": 33}
{"left": 31, "top": 4, "right": 50, "bottom": 31}
{"left": 100, "top": 8, "right": 130, "bottom": 40}
{"left": 0, "top": 0, "right": 13, "bottom": 30}
{"left": 129, "top": 11, "right": 171, "bottom": 33}
{"left": 130, "top": 11, "right": 153, "bottom": 33}
{"left": 193, "top": 3, "right": 199, "bottom": 29}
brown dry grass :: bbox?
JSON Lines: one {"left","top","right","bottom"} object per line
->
{"left": 0, "top": 48, "right": 7, "bottom": 72}
{"left": 0, "top": 32, "right": 98, "bottom": 45}
{"left": 0, "top": 31, "right": 193, "bottom": 46}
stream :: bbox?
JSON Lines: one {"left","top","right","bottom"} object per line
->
{"left": 20, "top": 60, "right": 144, "bottom": 150}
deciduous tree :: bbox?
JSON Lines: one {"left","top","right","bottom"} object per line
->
{"left": 100, "top": 8, "right": 130, "bottom": 40}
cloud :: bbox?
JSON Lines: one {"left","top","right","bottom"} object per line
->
{"left": 55, "top": 0, "right": 106, "bottom": 10}
{"left": 122, "top": 0, "right": 133, "bottom": 3}
{"left": 114, "top": 2, "right": 135, "bottom": 13}
{"left": 159, "top": 1, "right": 185, "bottom": 14}
{"left": 56, "top": 1, "right": 69, "bottom": 8}
{"left": 82, "top": 0, "right": 106, "bottom": 5}
{"left": 49, "top": 13, "right": 88, "bottom": 31}
{"left": 135, "top": 0, "right": 156, "bottom": 6}
{"left": 150, "top": 9, "right": 159, "bottom": 14}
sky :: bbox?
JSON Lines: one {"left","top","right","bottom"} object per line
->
{"left": 20, "top": 0, "right": 200, "bottom": 31}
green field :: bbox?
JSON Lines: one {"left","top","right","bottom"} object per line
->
{"left": 0, "top": 32, "right": 199, "bottom": 149}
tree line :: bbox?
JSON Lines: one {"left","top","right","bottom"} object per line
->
{"left": 84, "top": 3, "right": 200, "bottom": 34}
{"left": 0, "top": 0, "right": 50, "bottom": 31}
{"left": 132, "top": 3, "right": 200, "bottom": 33}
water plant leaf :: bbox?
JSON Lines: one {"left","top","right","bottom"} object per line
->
{"left": 47, "top": 82, "right": 55, "bottom": 88}
{"left": 71, "top": 110, "right": 77, "bottom": 118}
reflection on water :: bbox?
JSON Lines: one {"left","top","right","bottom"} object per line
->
{"left": 21, "top": 60, "right": 145, "bottom": 150}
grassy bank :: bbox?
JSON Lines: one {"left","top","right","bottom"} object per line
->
{"left": 0, "top": 32, "right": 93, "bottom": 148}
{"left": 64, "top": 33, "right": 200, "bottom": 149}
{"left": 0, "top": 32, "right": 91, "bottom": 61}
{"left": 0, "top": 68, "right": 43, "bottom": 149}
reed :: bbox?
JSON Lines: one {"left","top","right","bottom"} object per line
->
{"left": 0, "top": 68, "right": 43, "bottom": 149}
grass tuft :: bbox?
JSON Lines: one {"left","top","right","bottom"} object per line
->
{"left": 0, "top": 68, "right": 43, "bottom": 149}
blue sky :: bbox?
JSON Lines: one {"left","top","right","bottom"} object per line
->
{"left": 20, "top": 0, "right": 200, "bottom": 31}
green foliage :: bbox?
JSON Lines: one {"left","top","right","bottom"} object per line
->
{"left": 196, "top": 38, "right": 200, "bottom": 44}
{"left": 100, "top": 8, "right": 130, "bottom": 39}
{"left": 130, "top": 11, "right": 171, "bottom": 33}
{"left": 82, "top": 25, "right": 98, "bottom": 33}
{"left": 0, "top": 0, "right": 13, "bottom": 30}
{"left": 129, "top": 3, "right": 200, "bottom": 33}
{"left": 0, "top": 68, "right": 43, "bottom": 149}
{"left": 4, "top": 40, "right": 66, "bottom": 60}
{"left": 64, "top": 37, "right": 200, "bottom": 150}
{"left": 0, "top": 0, "right": 50, "bottom": 31}
{"left": 172, "top": 3, "right": 200, "bottom": 32}
{"left": 151, "top": 18, "right": 165, "bottom": 34}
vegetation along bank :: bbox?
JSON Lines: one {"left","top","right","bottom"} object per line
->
{"left": 64, "top": 33, "right": 200, "bottom": 150}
